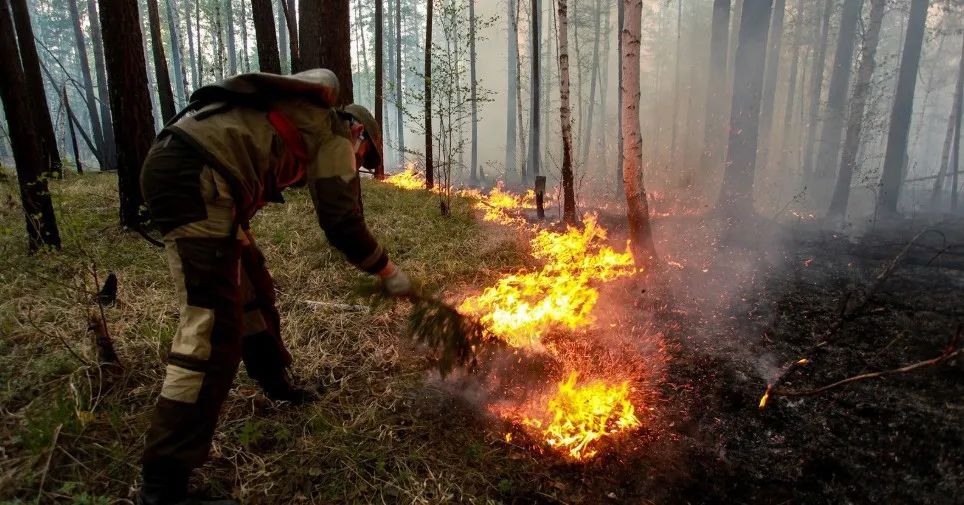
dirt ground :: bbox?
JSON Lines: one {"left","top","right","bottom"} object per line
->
{"left": 1, "top": 172, "right": 961, "bottom": 504}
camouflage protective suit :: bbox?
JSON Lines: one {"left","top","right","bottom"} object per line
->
{"left": 138, "top": 69, "right": 385, "bottom": 503}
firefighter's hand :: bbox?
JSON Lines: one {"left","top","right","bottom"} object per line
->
{"left": 378, "top": 262, "right": 412, "bottom": 297}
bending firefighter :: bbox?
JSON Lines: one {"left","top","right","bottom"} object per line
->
{"left": 138, "top": 69, "right": 412, "bottom": 505}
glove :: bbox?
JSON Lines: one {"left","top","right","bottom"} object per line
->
{"left": 381, "top": 267, "right": 413, "bottom": 297}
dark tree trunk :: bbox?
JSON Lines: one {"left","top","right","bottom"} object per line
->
{"left": 99, "top": 0, "right": 155, "bottom": 227}
{"left": 283, "top": 0, "right": 299, "bottom": 72}
{"left": 756, "top": 0, "right": 785, "bottom": 171}
{"left": 165, "top": 0, "right": 187, "bottom": 107}
{"left": 185, "top": 0, "right": 198, "bottom": 87}
{"left": 9, "top": 0, "right": 62, "bottom": 178}
{"left": 62, "top": 86, "right": 83, "bottom": 174}
{"left": 615, "top": 0, "right": 624, "bottom": 191}
{"left": 814, "top": 0, "right": 862, "bottom": 200}
{"left": 319, "top": 0, "right": 353, "bottom": 105}
{"left": 424, "top": 0, "right": 433, "bottom": 189}
{"left": 827, "top": 0, "right": 885, "bottom": 218}
{"left": 700, "top": 0, "right": 731, "bottom": 175}
{"left": 147, "top": 0, "right": 176, "bottom": 122}
{"left": 506, "top": 0, "right": 518, "bottom": 179}
{"left": 375, "top": 0, "right": 385, "bottom": 178}
{"left": 252, "top": 0, "right": 281, "bottom": 73}
{"left": 469, "top": 0, "right": 478, "bottom": 183}
{"left": 527, "top": 0, "right": 541, "bottom": 182}
{"left": 87, "top": 0, "right": 116, "bottom": 171}
{"left": 0, "top": 0, "right": 61, "bottom": 250}
{"left": 394, "top": 0, "right": 404, "bottom": 164}
{"left": 802, "top": 0, "right": 832, "bottom": 177}
{"left": 878, "top": 0, "right": 929, "bottom": 215}
{"left": 276, "top": 0, "right": 289, "bottom": 72}
{"left": 67, "top": 0, "right": 105, "bottom": 166}
{"left": 717, "top": 0, "right": 773, "bottom": 217}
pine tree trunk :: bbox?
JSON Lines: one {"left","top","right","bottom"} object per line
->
{"left": 86, "top": 0, "right": 118, "bottom": 170}
{"left": 528, "top": 0, "right": 541, "bottom": 182}
{"left": 877, "top": 0, "right": 929, "bottom": 215}
{"left": 579, "top": 0, "right": 602, "bottom": 170}
{"left": 138, "top": 5, "right": 162, "bottom": 130}
{"left": 253, "top": 0, "right": 281, "bottom": 73}
{"left": 62, "top": 86, "right": 83, "bottom": 173}
{"left": 395, "top": 0, "right": 404, "bottom": 164}
{"left": 9, "top": 0, "right": 62, "bottom": 177}
{"left": 620, "top": 0, "right": 655, "bottom": 264}
{"left": 240, "top": 0, "right": 250, "bottom": 72}
{"left": 756, "top": 0, "right": 785, "bottom": 171}
{"left": 166, "top": 0, "right": 188, "bottom": 107}
{"left": 196, "top": 0, "right": 204, "bottom": 84}
{"left": 931, "top": 35, "right": 964, "bottom": 208}
{"left": 214, "top": 0, "right": 225, "bottom": 78}
{"left": 0, "top": 0, "right": 61, "bottom": 250}
{"left": 779, "top": 6, "right": 802, "bottom": 169}
{"left": 375, "top": 0, "right": 385, "bottom": 178}
{"left": 700, "top": 0, "right": 731, "bottom": 175}
{"left": 556, "top": 0, "right": 576, "bottom": 224}
{"left": 225, "top": 0, "right": 237, "bottom": 74}
{"left": 276, "top": 0, "right": 289, "bottom": 72}
{"left": 802, "top": 0, "right": 832, "bottom": 177}
{"left": 99, "top": 0, "right": 155, "bottom": 227}
{"left": 615, "top": 0, "right": 623, "bottom": 191}
{"left": 67, "top": 0, "right": 105, "bottom": 166}
{"left": 827, "top": 0, "right": 885, "bottom": 218}
{"left": 669, "top": 0, "right": 682, "bottom": 169}
{"left": 147, "top": 0, "right": 176, "bottom": 122}
{"left": 283, "top": 0, "right": 299, "bottom": 72}
{"left": 469, "top": 0, "right": 479, "bottom": 183}
{"left": 424, "top": 0, "right": 433, "bottom": 189}
{"left": 299, "top": 0, "right": 352, "bottom": 104}
{"left": 185, "top": 0, "right": 199, "bottom": 87}
{"left": 717, "top": 0, "right": 773, "bottom": 217}
{"left": 814, "top": 0, "right": 862, "bottom": 201}
{"left": 506, "top": 0, "right": 518, "bottom": 180}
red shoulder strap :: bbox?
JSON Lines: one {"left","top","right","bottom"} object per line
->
{"left": 267, "top": 109, "right": 308, "bottom": 162}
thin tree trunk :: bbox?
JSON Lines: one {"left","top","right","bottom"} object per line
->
{"left": 528, "top": 0, "right": 541, "bottom": 182}
{"left": 252, "top": 0, "right": 281, "bottom": 73}
{"left": 225, "top": 0, "right": 237, "bottom": 74}
{"left": 0, "top": 0, "right": 61, "bottom": 250}
{"left": 147, "top": 0, "right": 176, "bottom": 122}
{"left": 185, "top": 0, "right": 198, "bottom": 87}
{"left": 506, "top": 0, "right": 519, "bottom": 179}
{"left": 424, "top": 0, "right": 433, "bottom": 189}
{"left": 669, "top": 0, "right": 682, "bottom": 168}
{"left": 196, "top": 0, "right": 204, "bottom": 84}
{"left": 814, "top": 0, "right": 863, "bottom": 202}
{"left": 166, "top": 0, "right": 188, "bottom": 107}
{"left": 240, "top": 0, "right": 250, "bottom": 72}
{"left": 276, "top": 0, "right": 289, "bottom": 72}
{"left": 878, "top": 0, "right": 930, "bottom": 215}
{"left": 469, "top": 0, "right": 479, "bottom": 183}
{"left": 717, "top": 0, "right": 774, "bottom": 217}
{"left": 756, "top": 0, "right": 785, "bottom": 170}
{"left": 10, "top": 0, "right": 62, "bottom": 177}
{"left": 931, "top": 36, "right": 964, "bottom": 208}
{"left": 139, "top": 6, "right": 162, "bottom": 130}
{"left": 67, "top": 0, "right": 105, "bottom": 165}
{"left": 615, "top": 0, "right": 623, "bottom": 191}
{"left": 557, "top": 0, "right": 576, "bottom": 224}
{"left": 828, "top": 0, "right": 885, "bottom": 218}
{"left": 353, "top": 0, "right": 369, "bottom": 103}
{"left": 779, "top": 6, "right": 802, "bottom": 168}
{"left": 802, "top": 0, "right": 832, "bottom": 177}
{"left": 63, "top": 86, "right": 83, "bottom": 173}
{"left": 621, "top": 0, "right": 655, "bottom": 264}
{"left": 283, "top": 0, "right": 299, "bottom": 72}
{"left": 100, "top": 0, "right": 155, "bottom": 227}
{"left": 395, "top": 0, "right": 404, "bottom": 164}
{"left": 516, "top": 0, "right": 526, "bottom": 179}
{"left": 86, "top": 0, "right": 117, "bottom": 170}
{"left": 579, "top": 0, "right": 602, "bottom": 170}
{"left": 375, "top": 0, "right": 385, "bottom": 178}
{"left": 700, "top": 0, "right": 731, "bottom": 175}
{"left": 215, "top": 0, "right": 225, "bottom": 78}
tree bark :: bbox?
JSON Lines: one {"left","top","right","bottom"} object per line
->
{"left": 0, "top": 0, "right": 61, "bottom": 250}
{"left": 424, "top": 0, "right": 433, "bottom": 189}
{"left": 196, "top": 0, "right": 203, "bottom": 84}
{"left": 62, "top": 86, "right": 83, "bottom": 174}
{"left": 185, "top": 0, "right": 199, "bottom": 87}
{"left": 717, "top": 0, "right": 773, "bottom": 217}
{"left": 756, "top": 0, "right": 785, "bottom": 170}
{"left": 240, "top": 0, "right": 251, "bottom": 72}
{"left": 99, "top": 0, "right": 155, "bottom": 227}
{"left": 802, "top": 0, "right": 832, "bottom": 177}
{"left": 506, "top": 0, "right": 518, "bottom": 179}
{"left": 10, "top": 0, "right": 62, "bottom": 177}
{"left": 86, "top": 0, "right": 118, "bottom": 170}
{"left": 147, "top": 0, "right": 176, "bottom": 122}
{"left": 827, "top": 0, "right": 885, "bottom": 218}
{"left": 276, "top": 0, "right": 289, "bottom": 72}
{"left": 166, "top": 0, "right": 188, "bottom": 107}
{"left": 556, "top": 0, "right": 576, "bottom": 224}
{"left": 700, "top": 0, "right": 731, "bottom": 175}
{"left": 615, "top": 0, "right": 623, "bottom": 191}
{"left": 282, "top": 0, "right": 299, "bottom": 72}
{"left": 300, "top": 0, "right": 353, "bottom": 104}
{"left": 878, "top": 0, "right": 929, "bottom": 215}
{"left": 814, "top": 0, "right": 863, "bottom": 200}
{"left": 620, "top": 0, "right": 655, "bottom": 264}
{"left": 67, "top": 0, "right": 105, "bottom": 165}
{"left": 932, "top": 35, "right": 964, "bottom": 208}
{"left": 468, "top": 0, "right": 479, "bottom": 183}
{"left": 253, "top": 0, "right": 281, "bottom": 73}
{"left": 375, "top": 0, "right": 385, "bottom": 178}
{"left": 225, "top": 0, "right": 237, "bottom": 74}
{"left": 395, "top": 0, "right": 404, "bottom": 164}
{"left": 579, "top": 0, "right": 603, "bottom": 170}
{"left": 527, "top": 0, "right": 541, "bottom": 182}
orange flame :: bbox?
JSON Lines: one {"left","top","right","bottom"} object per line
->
{"left": 458, "top": 214, "right": 636, "bottom": 348}
{"left": 521, "top": 372, "right": 640, "bottom": 460}
{"left": 384, "top": 163, "right": 426, "bottom": 190}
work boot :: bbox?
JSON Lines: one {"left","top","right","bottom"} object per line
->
{"left": 139, "top": 461, "right": 189, "bottom": 505}
{"left": 259, "top": 372, "right": 317, "bottom": 406}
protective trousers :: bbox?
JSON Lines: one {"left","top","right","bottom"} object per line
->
{"left": 141, "top": 167, "right": 292, "bottom": 501}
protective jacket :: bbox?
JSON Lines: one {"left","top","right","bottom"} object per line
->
{"left": 140, "top": 69, "right": 387, "bottom": 274}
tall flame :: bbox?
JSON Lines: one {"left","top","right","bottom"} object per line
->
{"left": 385, "top": 163, "right": 426, "bottom": 190}
{"left": 458, "top": 214, "right": 636, "bottom": 348}
{"left": 520, "top": 372, "right": 640, "bottom": 460}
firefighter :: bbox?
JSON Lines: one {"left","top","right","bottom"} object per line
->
{"left": 137, "top": 69, "right": 411, "bottom": 505}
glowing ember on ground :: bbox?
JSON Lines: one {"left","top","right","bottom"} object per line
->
{"left": 384, "top": 163, "right": 426, "bottom": 190}
{"left": 519, "top": 372, "right": 640, "bottom": 460}
{"left": 459, "top": 214, "right": 636, "bottom": 348}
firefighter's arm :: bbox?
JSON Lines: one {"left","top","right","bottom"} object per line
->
{"left": 308, "top": 172, "right": 388, "bottom": 274}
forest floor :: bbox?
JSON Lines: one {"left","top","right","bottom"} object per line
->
{"left": 0, "top": 170, "right": 962, "bottom": 504}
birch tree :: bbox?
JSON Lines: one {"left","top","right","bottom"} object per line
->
{"left": 556, "top": 0, "right": 576, "bottom": 224}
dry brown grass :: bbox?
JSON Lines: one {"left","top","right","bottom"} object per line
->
{"left": 0, "top": 171, "right": 541, "bottom": 504}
